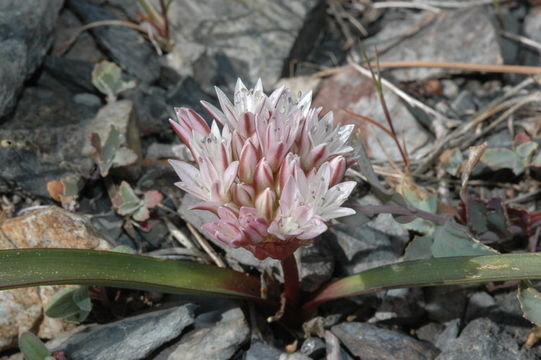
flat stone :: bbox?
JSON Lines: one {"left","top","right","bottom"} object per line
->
{"left": 377, "top": 7, "right": 502, "bottom": 81}
{"left": 155, "top": 307, "right": 249, "bottom": 360}
{"left": 165, "top": 0, "right": 325, "bottom": 92}
{"left": 464, "top": 291, "right": 496, "bottom": 321}
{"left": 53, "top": 8, "right": 105, "bottom": 63}
{"left": 332, "top": 322, "right": 439, "bottom": 360}
{"left": 298, "top": 236, "right": 335, "bottom": 292}
{"left": 43, "top": 56, "right": 96, "bottom": 94}
{"left": 66, "top": 0, "right": 160, "bottom": 84}
{"left": 523, "top": 7, "right": 541, "bottom": 66}
{"left": 0, "top": 85, "right": 98, "bottom": 197}
{"left": 313, "top": 66, "right": 429, "bottom": 162}
{"left": 328, "top": 221, "right": 406, "bottom": 276}
{"left": 422, "top": 287, "right": 469, "bottom": 323}
{"left": 371, "top": 288, "right": 425, "bottom": 325}
{"left": 51, "top": 305, "right": 196, "bottom": 360}
{"left": 0, "top": 206, "right": 110, "bottom": 350}
{"left": 0, "top": 0, "right": 63, "bottom": 119}
{"left": 0, "top": 206, "right": 109, "bottom": 249}
{"left": 435, "top": 318, "right": 538, "bottom": 360}
{"left": 434, "top": 319, "right": 460, "bottom": 352}
{"left": 300, "top": 337, "right": 326, "bottom": 358}
{"left": 245, "top": 340, "right": 282, "bottom": 360}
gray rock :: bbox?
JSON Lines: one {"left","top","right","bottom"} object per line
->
{"left": 375, "top": 7, "right": 502, "bottom": 81}
{"left": 156, "top": 307, "right": 249, "bottom": 360}
{"left": 434, "top": 319, "right": 460, "bottom": 352}
{"left": 423, "top": 287, "right": 469, "bottom": 323}
{"left": 313, "top": 67, "right": 430, "bottom": 163}
{"left": 43, "top": 56, "right": 96, "bottom": 94}
{"left": 298, "top": 236, "right": 335, "bottom": 292}
{"left": 67, "top": 0, "right": 160, "bottom": 84}
{"left": 0, "top": 0, "right": 63, "bottom": 118}
{"left": 450, "top": 90, "right": 477, "bottom": 118}
{"left": 300, "top": 337, "right": 326, "bottom": 358}
{"left": 371, "top": 288, "right": 425, "bottom": 325}
{"left": 523, "top": 7, "right": 541, "bottom": 66}
{"left": 465, "top": 291, "right": 496, "bottom": 321}
{"left": 165, "top": 0, "right": 325, "bottom": 92}
{"left": 435, "top": 318, "right": 538, "bottom": 360}
{"left": 416, "top": 322, "right": 445, "bottom": 346}
{"left": 52, "top": 305, "right": 196, "bottom": 360}
{"left": 53, "top": 8, "right": 104, "bottom": 62}
{"left": 0, "top": 86, "right": 98, "bottom": 196}
{"left": 245, "top": 340, "right": 282, "bottom": 360}
{"left": 74, "top": 93, "right": 102, "bottom": 108}
{"left": 331, "top": 322, "right": 439, "bottom": 360}
{"left": 329, "top": 222, "right": 407, "bottom": 276}
{"left": 279, "top": 354, "right": 312, "bottom": 360}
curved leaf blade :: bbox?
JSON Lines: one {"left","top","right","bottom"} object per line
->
{"left": 0, "top": 249, "right": 262, "bottom": 301}
{"left": 304, "top": 253, "right": 541, "bottom": 314}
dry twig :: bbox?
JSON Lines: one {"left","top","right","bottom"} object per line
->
{"left": 186, "top": 222, "right": 226, "bottom": 268}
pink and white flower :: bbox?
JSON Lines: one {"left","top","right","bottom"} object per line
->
{"left": 169, "top": 79, "right": 356, "bottom": 260}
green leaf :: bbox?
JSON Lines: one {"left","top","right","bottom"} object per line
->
{"left": 73, "top": 286, "right": 92, "bottom": 312}
{"left": 398, "top": 185, "right": 438, "bottom": 235}
{"left": 303, "top": 253, "right": 541, "bottom": 314}
{"left": 403, "top": 234, "right": 433, "bottom": 261}
{"left": 45, "top": 287, "right": 81, "bottom": 319}
{"left": 532, "top": 150, "right": 541, "bottom": 167}
{"left": 518, "top": 281, "right": 541, "bottom": 326}
{"left": 431, "top": 220, "right": 497, "bottom": 257}
{"left": 132, "top": 206, "right": 150, "bottom": 222}
{"left": 19, "top": 332, "right": 50, "bottom": 360}
{"left": 515, "top": 142, "right": 539, "bottom": 167}
{"left": 113, "top": 181, "right": 144, "bottom": 216}
{"left": 440, "top": 148, "right": 464, "bottom": 176}
{"left": 0, "top": 249, "right": 262, "bottom": 301}
{"left": 481, "top": 148, "right": 522, "bottom": 175}
{"left": 92, "top": 61, "right": 136, "bottom": 102}
{"left": 93, "top": 126, "right": 121, "bottom": 177}
{"left": 112, "top": 147, "right": 138, "bottom": 168}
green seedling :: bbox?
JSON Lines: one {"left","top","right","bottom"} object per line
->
{"left": 92, "top": 61, "right": 136, "bottom": 103}
{"left": 111, "top": 181, "right": 163, "bottom": 223}
{"left": 90, "top": 126, "right": 138, "bottom": 177}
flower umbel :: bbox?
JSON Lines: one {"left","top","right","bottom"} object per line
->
{"left": 170, "top": 79, "right": 356, "bottom": 260}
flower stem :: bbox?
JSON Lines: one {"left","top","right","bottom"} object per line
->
{"left": 281, "top": 253, "right": 300, "bottom": 309}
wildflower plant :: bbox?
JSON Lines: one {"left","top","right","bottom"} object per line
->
{"left": 168, "top": 79, "right": 356, "bottom": 261}
{"left": 3, "top": 79, "right": 541, "bottom": 335}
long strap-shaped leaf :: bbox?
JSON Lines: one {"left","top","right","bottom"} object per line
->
{"left": 303, "top": 253, "right": 541, "bottom": 314}
{"left": 0, "top": 249, "right": 262, "bottom": 301}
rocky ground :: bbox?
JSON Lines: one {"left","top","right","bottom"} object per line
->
{"left": 1, "top": 0, "right": 541, "bottom": 359}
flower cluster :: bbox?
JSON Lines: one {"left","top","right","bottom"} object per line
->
{"left": 169, "top": 79, "right": 356, "bottom": 260}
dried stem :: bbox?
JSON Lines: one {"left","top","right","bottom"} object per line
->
{"left": 364, "top": 57, "right": 412, "bottom": 172}
{"left": 374, "top": 61, "right": 541, "bottom": 75}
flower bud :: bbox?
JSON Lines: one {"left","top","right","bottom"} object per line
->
{"left": 239, "top": 139, "right": 259, "bottom": 183}
{"left": 303, "top": 143, "right": 329, "bottom": 171}
{"left": 255, "top": 188, "right": 276, "bottom": 221}
{"left": 254, "top": 158, "right": 274, "bottom": 191}
{"left": 278, "top": 154, "right": 298, "bottom": 194}
{"left": 329, "top": 156, "right": 347, "bottom": 187}
{"left": 231, "top": 183, "right": 255, "bottom": 206}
